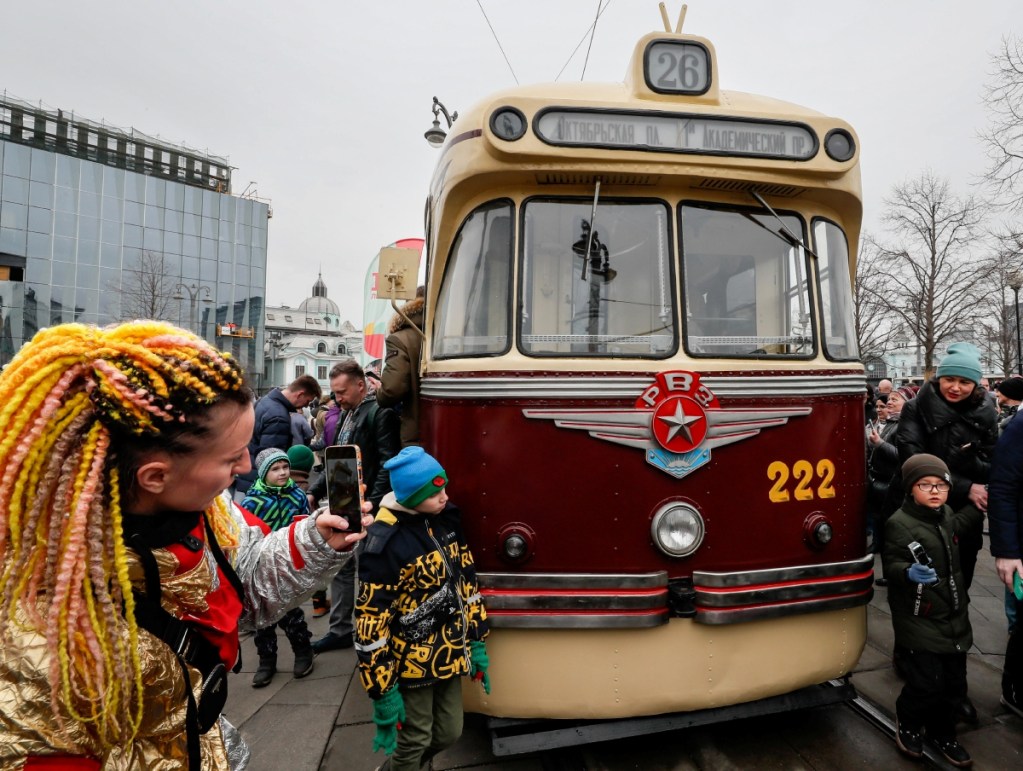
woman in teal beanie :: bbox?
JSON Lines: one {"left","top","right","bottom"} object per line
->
{"left": 893, "top": 342, "right": 998, "bottom": 724}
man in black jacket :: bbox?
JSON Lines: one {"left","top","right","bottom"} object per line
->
{"left": 235, "top": 374, "right": 321, "bottom": 496}
{"left": 988, "top": 412, "right": 1023, "bottom": 719}
{"left": 311, "top": 360, "right": 400, "bottom": 652}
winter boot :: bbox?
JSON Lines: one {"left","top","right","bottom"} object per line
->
{"left": 252, "top": 654, "right": 276, "bottom": 688}
{"left": 293, "top": 645, "right": 314, "bottom": 678}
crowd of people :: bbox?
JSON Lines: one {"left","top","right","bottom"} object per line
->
{"left": 5, "top": 304, "right": 1023, "bottom": 769}
{"left": 865, "top": 344, "right": 1023, "bottom": 766}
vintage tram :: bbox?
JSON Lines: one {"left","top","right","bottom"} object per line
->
{"left": 417, "top": 16, "right": 869, "bottom": 723}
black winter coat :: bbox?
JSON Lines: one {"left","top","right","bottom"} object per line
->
{"left": 883, "top": 499, "right": 980, "bottom": 653}
{"left": 867, "top": 417, "right": 900, "bottom": 512}
{"left": 988, "top": 413, "right": 1023, "bottom": 560}
{"left": 894, "top": 381, "right": 998, "bottom": 511}
{"left": 308, "top": 396, "right": 401, "bottom": 509}
{"left": 236, "top": 388, "right": 295, "bottom": 494}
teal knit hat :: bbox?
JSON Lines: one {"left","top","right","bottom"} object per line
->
{"left": 936, "top": 342, "right": 982, "bottom": 385}
{"left": 384, "top": 446, "right": 448, "bottom": 508}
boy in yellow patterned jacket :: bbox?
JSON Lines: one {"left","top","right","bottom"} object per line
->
{"left": 355, "top": 446, "right": 489, "bottom": 771}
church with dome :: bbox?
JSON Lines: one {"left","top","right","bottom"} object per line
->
{"left": 261, "top": 273, "right": 362, "bottom": 395}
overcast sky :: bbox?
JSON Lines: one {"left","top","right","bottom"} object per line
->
{"left": 3, "top": 1, "right": 1020, "bottom": 321}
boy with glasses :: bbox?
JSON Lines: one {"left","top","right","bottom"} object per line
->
{"left": 883, "top": 454, "right": 981, "bottom": 767}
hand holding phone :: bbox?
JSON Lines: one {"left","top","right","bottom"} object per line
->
{"left": 325, "top": 445, "right": 365, "bottom": 534}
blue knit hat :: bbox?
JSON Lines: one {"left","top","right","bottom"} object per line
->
{"left": 936, "top": 342, "right": 982, "bottom": 385}
{"left": 384, "top": 446, "right": 448, "bottom": 508}
{"left": 255, "top": 448, "right": 289, "bottom": 482}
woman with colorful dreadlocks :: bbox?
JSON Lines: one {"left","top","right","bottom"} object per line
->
{"left": 0, "top": 321, "right": 369, "bottom": 770}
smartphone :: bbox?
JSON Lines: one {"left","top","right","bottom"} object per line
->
{"left": 1014, "top": 571, "right": 1023, "bottom": 602}
{"left": 907, "top": 541, "right": 932, "bottom": 567}
{"left": 324, "top": 445, "right": 364, "bottom": 533}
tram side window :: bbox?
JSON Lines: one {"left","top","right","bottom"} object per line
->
{"left": 813, "top": 218, "right": 859, "bottom": 361}
{"left": 520, "top": 199, "right": 675, "bottom": 357}
{"left": 680, "top": 204, "right": 814, "bottom": 357}
{"left": 433, "top": 201, "right": 513, "bottom": 358}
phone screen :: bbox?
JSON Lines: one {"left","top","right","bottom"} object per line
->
{"left": 324, "top": 445, "right": 364, "bottom": 533}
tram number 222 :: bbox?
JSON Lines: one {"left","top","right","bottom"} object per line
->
{"left": 767, "top": 460, "right": 836, "bottom": 503}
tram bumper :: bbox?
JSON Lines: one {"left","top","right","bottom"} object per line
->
{"left": 467, "top": 555, "right": 873, "bottom": 719}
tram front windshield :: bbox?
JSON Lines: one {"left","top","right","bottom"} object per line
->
{"left": 680, "top": 204, "right": 814, "bottom": 357}
{"left": 435, "top": 198, "right": 845, "bottom": 361}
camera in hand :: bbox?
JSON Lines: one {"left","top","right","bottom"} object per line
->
{"left": 907, "top": 540, "right": 932, "bottom": 567}
{"left": 324, "top": 445, "right": 365, "bottom": 533}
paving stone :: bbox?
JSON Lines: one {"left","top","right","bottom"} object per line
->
{"left": 239, "top": 703, "right": 339, "bottom": 771}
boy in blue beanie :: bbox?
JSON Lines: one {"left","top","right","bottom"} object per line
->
{"left": 242, "top": 448, "right": 315, "bottom": 686}
{"left": 355, "top": 446, "right": 490, "bottom": 771}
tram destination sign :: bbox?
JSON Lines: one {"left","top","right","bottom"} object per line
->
{"left": 535, "top": 109, "right": 817, "bottom": 161}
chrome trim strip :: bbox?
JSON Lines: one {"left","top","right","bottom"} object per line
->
{"left": 695, "top": 575, "right": 874, "bottom": 607}
{"left": 479, "top": 571, "right": 668, "bottom": 590}
{"left": 487, "top": 611, "right": 670, "bottom": 629}
{"left": 695, "top": 591, "right": 872, "bottom": 625}
{"left": 693, "top": 555, "right": 874, "bottom": 589}
{"left": 421, "top": 373, "right": 866, "bottom": 400}
{"left": 483, "top": 591, "right": 668, "bottom": 611}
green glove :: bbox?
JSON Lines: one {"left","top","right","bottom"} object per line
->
{"left": 372, "top": 688, "right": 405, "bottom": 754}
{"left": 468, "top": 639, "right": 491, "bottom": 694}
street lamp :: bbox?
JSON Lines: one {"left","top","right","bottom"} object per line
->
{"left": 172, "top": 282, "right": 213, "bottom": 335}
{"left": 1010, "top": 274, "right": 1023, "bottom": 375}
{"left": 424, "top": 96, "right": 458, "bottom": 148}
{"left": 266, "top": 330, "right": 285, "bottom": 391}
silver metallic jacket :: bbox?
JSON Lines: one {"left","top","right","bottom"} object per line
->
{"left": 0, "top": 492, "right": 349, "bottom": 770}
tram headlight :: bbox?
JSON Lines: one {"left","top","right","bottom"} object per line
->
{"left": 650, "top": 502, "right": 705, "bottom": 558}
{"left": 803, "top": 512, "right": 834, "bottom": 549}
{"left": 497, "top": 522, "right": 535, "bottom": 564}
{"left": 824, "top": 129, "right": 855, "bottom": 162}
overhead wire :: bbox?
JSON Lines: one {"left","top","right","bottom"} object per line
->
{"left": 580, "top": 0, "right": 604, "bottom": 80}
{"left": 475, "top": 0, "right": 519, "bottom": 85}
{"left": 554, "top": 0, "right": 615, "bottom": 82}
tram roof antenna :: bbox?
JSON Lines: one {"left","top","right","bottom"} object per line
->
{"left": 474, "top": 0, "right": 519, "bottom": 85}
{"left": 658, "top": 3, "right": 687, "bottom": 34}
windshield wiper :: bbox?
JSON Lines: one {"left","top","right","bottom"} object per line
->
{"left": 749, "top": 190, "right": 818, "bottom": 259}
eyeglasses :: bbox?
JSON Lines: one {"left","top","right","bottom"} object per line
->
{"left": 915, "top": 482, "right": 950, "bottom": 493}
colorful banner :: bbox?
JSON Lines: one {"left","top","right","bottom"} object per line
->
{"left": 362, "top": 237, "right": 424, "bottom": 371}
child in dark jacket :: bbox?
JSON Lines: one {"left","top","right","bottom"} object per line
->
{"left": 355, "top": 446, "right": 489, "bottom": 771}
{"left": 242, "top": 448, "right": 314, "bottom": 686}
{"left": 883, "top": 453, "right": 981, "bottom": 768}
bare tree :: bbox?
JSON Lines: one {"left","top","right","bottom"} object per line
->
{"left": 867, "top": 171, "right": 986, "bottom": 375}
{"left": 977, "top": 229, "right": 1023, "bottom": 376}
{"left": 854, "top": 235, "right": 900, "bottom": 359}
{"left": 117, "top": 251, "right": 178, "bottom": 321}
{"left": 980, "top": 35, "right": 1023, "bottom": 209}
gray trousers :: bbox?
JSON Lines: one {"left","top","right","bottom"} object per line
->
{"left": 326, "top": 543, "right": 358, "bottom": 636}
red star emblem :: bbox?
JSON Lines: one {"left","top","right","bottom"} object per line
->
{"left": 651, "top": 395, "right": 707, "bottom": 453}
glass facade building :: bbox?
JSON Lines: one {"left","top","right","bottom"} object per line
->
{"left": 0, "top": 95, "right": 268, "bottom": 379}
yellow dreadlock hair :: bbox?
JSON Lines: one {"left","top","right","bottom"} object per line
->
{"left": 0, "top": 320, "right": 247, "bottom": 749}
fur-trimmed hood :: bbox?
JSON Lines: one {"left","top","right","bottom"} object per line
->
{"left": 389, "top": 296, "right": 424, "bottom": 334}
